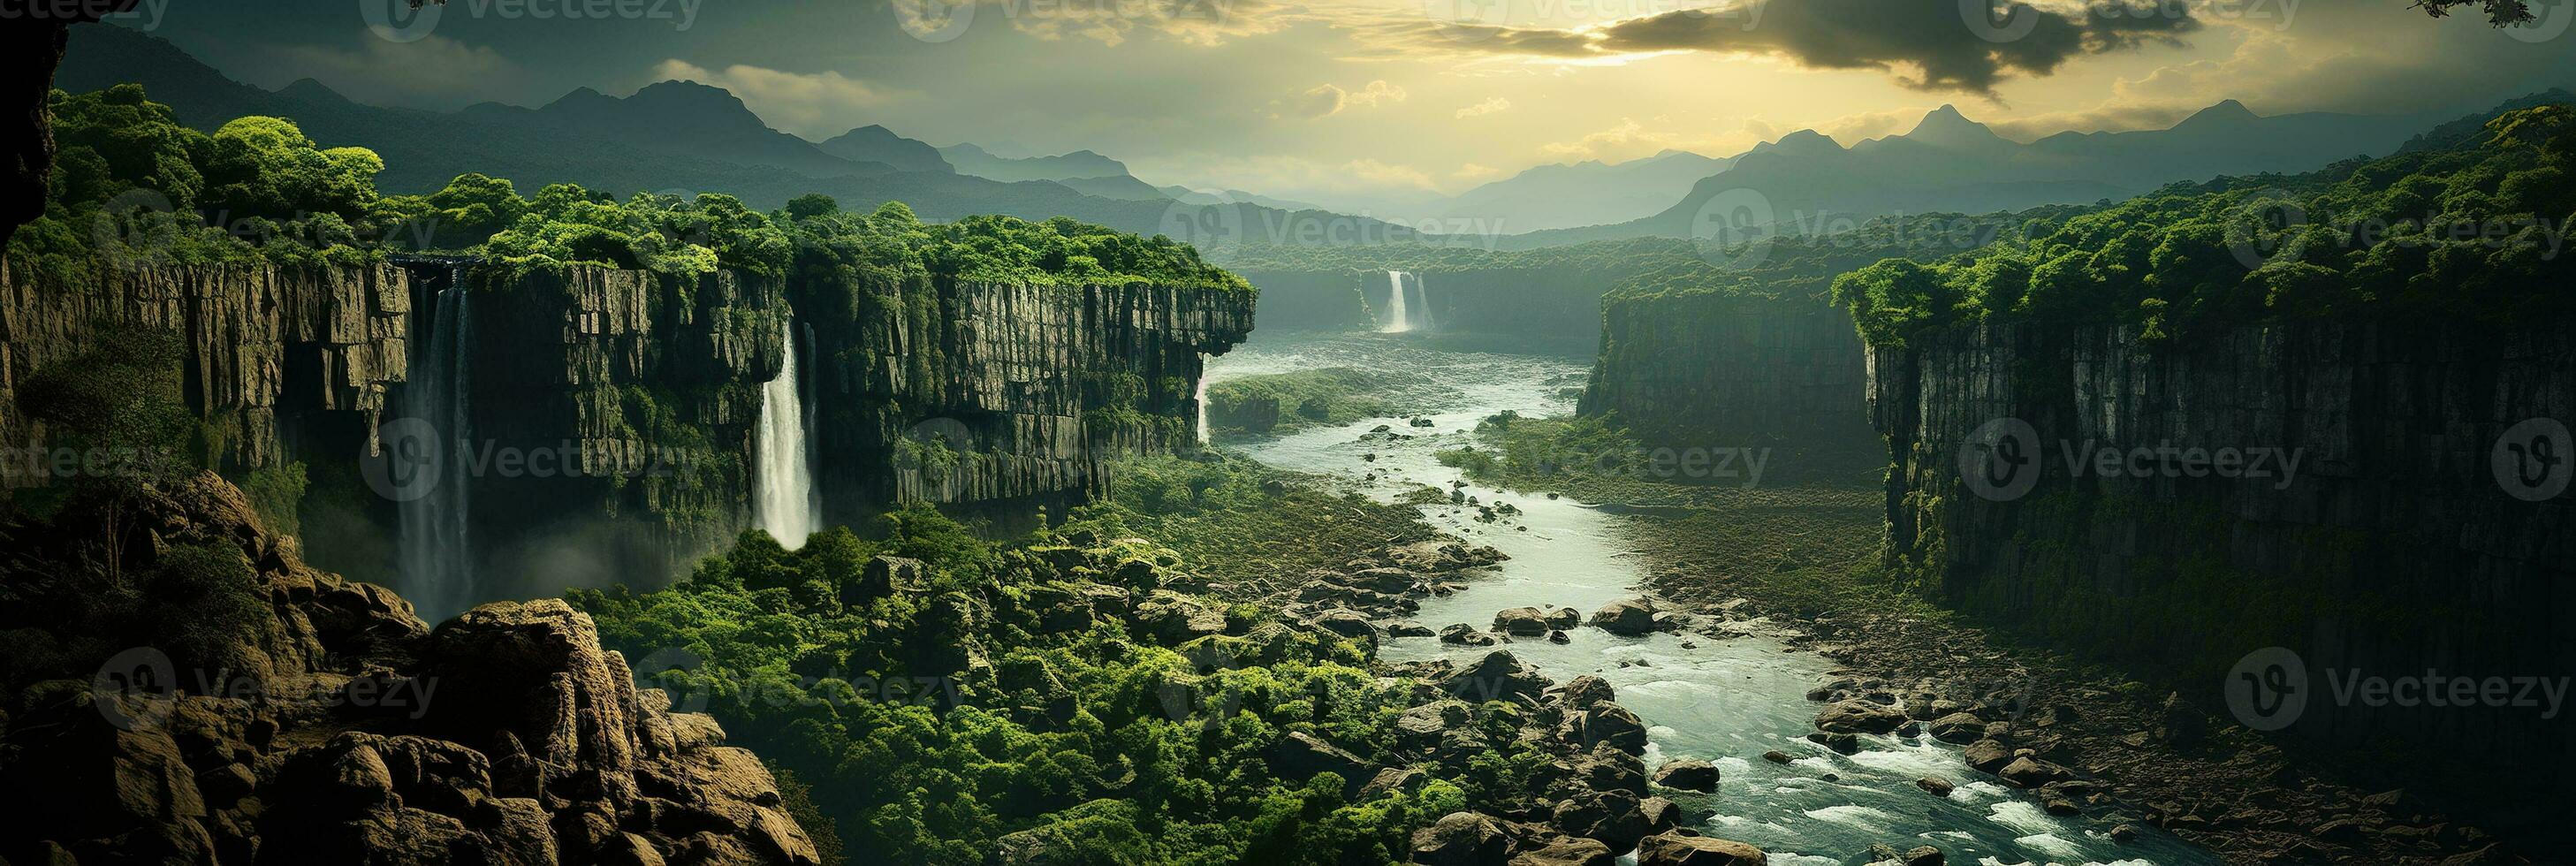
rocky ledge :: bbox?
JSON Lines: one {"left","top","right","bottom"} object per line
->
{"left": 0, "top": 472, "right": 820, "bottom": 865}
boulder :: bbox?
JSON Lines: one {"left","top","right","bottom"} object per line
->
{"left": 1390, "top": 621, "right": 1437, "bottom": 638}
{"left": 1269, "top": 732, "right": 1373, "bottom": 794}
{"left": 1926, "top": 712, "right": 1986, "bottom": 744}
{"left": 1442, "top": 650, "right": 1552, "bottom": 703}
{"left": 1636, "top": 832, "right": 1767, "bottom": 866}
{"left": 1509, "top": 839, "right": 1614, "bottom": 866}
{"left": 1652, "top": 759, "right": 1719, "bottom": 792}
{"left": 1440, "top": 623, "right": 1500, "bottom": 647}
{"left": 1996, "top": 756, "right": 2067, "bottom": 788}
{"left": 1411, "top": 812, "right": 1511, "bottom": 865}
{"left": 1494, "top": 607, "right": 1554, "bottom": 636}
{"left": 1963, "top": 740, "right": 2013, "bottom": 773}
{"left": 1570, "top": 705, "right": 1649, "bottom": 755}
{"left": 1551, "top": 789, "right": 1653, "bottom": 850}
{"left": 1588, "top": 599, "right": 1657, "bottom": 635}
{"left": 1315, "top": 610, "right": 1379, "bottom": 642}
{"left": 1639, "top": 796, "right": 1682, "bottom": 834}
{"left": 1759, "top": 750, "right": 1792, "bottom": 764}
{"left": 1362, "top": 767, "right": 1425, "bottom": 800}
{"left": 1813, "top": 700, "right": 1909, "bottom": 735}
{"left": 1915, "top": 776, "right": 1955, "bottom": 797}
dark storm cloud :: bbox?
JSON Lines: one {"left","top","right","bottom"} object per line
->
{"left": 1485, "top": 0, "right": 2202, "bottom": 95}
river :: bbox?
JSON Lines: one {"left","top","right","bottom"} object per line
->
{"left": 1207, "top": 330, "right": 2217, "bottom": 866}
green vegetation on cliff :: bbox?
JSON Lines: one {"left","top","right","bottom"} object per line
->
{"left": 1070, "top": 455, "right": 1443, "bottom": 592}
{"left": 1833, "top": 106, "right": 2576, "bottom": 347}
{"left": 570, "top": 504, "right": 1519, "bottom": 865}
{"left": 11, "top": 85, "right": 1250, "bottom": 294}
{"left": 1204, "top": 367, "right": 1442, "bottom": 437}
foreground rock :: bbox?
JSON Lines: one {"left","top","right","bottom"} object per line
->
{"left": 1637, "top": 832, "right": 1767, "bottom": 865}
{"left": 1412, "top": 811, "right": 1511, "bottom": 864}
{"left": 0, "top": 473, "right": 820, "bottom": 865}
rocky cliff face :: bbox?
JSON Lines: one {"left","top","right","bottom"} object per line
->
{"left": 1580, "top": 291, "right": 1881, "bottom": 481}
{"left": 0, "top": 471, "right": 820, "bottom": 865}
{"left": 809, "top": 277, "right": 1253, "bottom": 524}
{"left": 1868, "top": 320, "right": 2576, "bottom": 815}
{"left": 448, "top": 262, "right": 790, "bottom": 596}
{"left": 0, "top": 256, "right": 411, "bottom": 475}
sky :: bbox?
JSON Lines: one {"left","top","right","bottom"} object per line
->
{"left": 98, "top": 0, "right": 2576, "bottom": 211}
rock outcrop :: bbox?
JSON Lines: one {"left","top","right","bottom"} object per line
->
{"left": 0, "top": 471, "right": 820, "bottom": 865}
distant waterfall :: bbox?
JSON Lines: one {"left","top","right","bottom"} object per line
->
{"left": 755, "top": 319, "right": 821, "bottom": 549}
{"left": 396, "top": 265, "right": 475, "bottom": 618}
{"left": 1414, "top": 274, "right": 1434, "bottom": 330}
{"left": 1379, "top": 270, "right": 1413, "bottom": 333}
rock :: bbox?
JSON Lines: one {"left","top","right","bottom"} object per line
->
{"left": 1553, "top": 789, "right": 1653, "bottom": 850}
{"left": 1390, "top": 621, "right": 1437, "bottom": 637}
{"left": 1996, "top": 756, "right": 2066, "bottom": 788}
{"left": 1570, "top": 705, "right": 1650, "bottom": 755}
{"left": 1547, "top": 630, "right": 1570, "bottom": 644}
{"left": 1440, "top": 623, "right": 1500, "bottom": 647}
{"left": 1962, "top": 740, "right": 2013, "bottom": 773}
{"left": 1806, "top": 733, "right": 1859, "bottom": 754}
{"left": 1412, "top": 812, "right": 1511, "bottom": 865}
{"left": 1639, "top": 796, "right": 1682, "bottom": 834}
{"left": 1653, "top": 759, "right": 1720, "bottom": 792}
{"left": 1269, "top": 732, "right": 1373, "bottom": 794}
{"left": 1636, "top": 832, "right": 1767, "bottom": 866}
{"left": 1814, "top": 700, "right": 1909, "bottom": 734}
{"left": 2109, "top": 824, "right": 2139, "bottom": 842}
{"left": 1441, "top": 650, "right": 1552, "bottom": 703}
{"left": 1132, "top": 590, "right": 1228, "bottom": 643}
{"left": 1315, "top": 610, "right": 1379, "bottom": 643}
{"left": 1588, "top": 599, "right": 1657, "bottom": 635}
{"left": 1915, "top": 776, "right": 1955, "bottom": 797}
{"left": 1926, "top": 711, "right": 1986, "bottom": 744}
{"left": 1760, "top": 750, "right": 1793, "bottom": 764}
{"left": 1542, "top": 749, "right": 1650, "bottom": 799}
{"left": 1902, "top": 845, "right": 1945, "bottom": 866}
{"left": 1399, "top": 701, "right": 1472, "bottom": 744}
{"left": 1510, "top": 839, "right": 1614, "bottom": 866}
{"left": 1494, "top": 607, "right": 1554, "bottom": 636}
{"left": 1361, "top": 767, "right": 1424, "bottom": 800}
{"left": 1551, "top": 675, "right": 1619, "bottom": 710}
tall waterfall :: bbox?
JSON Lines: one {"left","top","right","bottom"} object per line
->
{"left": 1194, "top": 353, "right": 1212, "bottom": 445}
{"left": 1379, "top": 270, "right": 1413, "bottom": 333}
{"left": 1413, "top": 274, "right": 1433, "bottom": 330}
{"left": 755, "top": 319, "right": 821, "bottom": 549}
{"left": 396, "top": 265, "right": 475, "bottom": 618}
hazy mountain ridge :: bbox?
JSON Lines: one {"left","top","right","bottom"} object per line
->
{"left": 54, "top": 23, "right": 1426, "bottom": 243}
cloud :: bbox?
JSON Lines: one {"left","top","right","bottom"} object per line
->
{"left": 1455, "top": 96, "right": 1513, "bottom": 118}
{"left": 650, "top": 60, "right": 903, "bottom": 138}
{"left": 1454, "top": 163, "right": 1504, "bottom": 181}
{"left": 985, "top": 0, "right": 1296, "bottom": 46}
{"left": 1278, "top": 80, "right": 1408, "bottom": 118}
{"left": 270, "top": 33, "right": 521, "bottom": 109}
{"left": 1372, "top": 0, "right": 2200, "bottom": 95}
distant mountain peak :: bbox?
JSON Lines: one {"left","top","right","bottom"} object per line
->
{"left": 275, "top": 78, "right": 346, "bottom": 103}
{"left": 2175, "top": 99, "right": 2261, "bottom": 130}
{"left": 1904, "top": 104, "right": 2004, "bottom": 148}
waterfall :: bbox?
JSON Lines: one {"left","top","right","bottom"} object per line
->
{"left": 755, "top": 319, "right": 821, "bottom": 549}
{"left": 396, "top": 264, "right": 475, "bottom": 618}
{"left": 1379, "top": 270, "right": 1412, "bottom": 333}
{"left": 1413, "top": 274, "right": 1434, "bottom": 330}
{"left": 1194, "top": 353, "right": 1212, "bottom": 445}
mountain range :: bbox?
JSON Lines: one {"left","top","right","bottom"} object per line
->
{"left": 1498, "top": 100, "right": 2496, "bottom": 248}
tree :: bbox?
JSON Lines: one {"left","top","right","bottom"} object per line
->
{"left": 2413, "top": 0, "right": 2536, "bottom": 26}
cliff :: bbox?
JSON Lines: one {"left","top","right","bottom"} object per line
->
{"left": 1580, "top": 290, "right": 1881, "bottom": 481}
{"left": 2, "top": 255, "right": 1251, "bottom": 612}
{"left": 0, "top": 471, "right": 820, "bottom": 865}
{"left": 0, "top": 256, "right": 411, "bottom": 475}
{"left": 1867, "top": 320, "right": 2576, "bottom": 818}
{"left": 810, "top": 277, "right": 1254, "bottom": 521}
